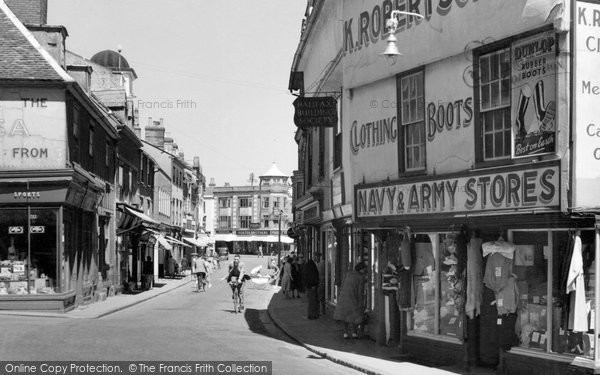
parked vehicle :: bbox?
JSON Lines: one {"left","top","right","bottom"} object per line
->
{"left": 218, "top": 247, "right": 229, "bottom": 260}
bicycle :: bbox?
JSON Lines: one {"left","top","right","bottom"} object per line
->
{"left": 228, "top": 279, "right": 243, "bottom": 313}
{"left": 196, "top": 272, "right": 207, "bottom": 292}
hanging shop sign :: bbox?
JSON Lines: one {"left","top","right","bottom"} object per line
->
{"left": 573, "top": 0, "right": 600, "bottom": 210}
{"left": 0, "top": 88, "right": 67, "bottom": 170}
{"left": 511, "top": 31, "right": 557, "bottom": 158}
{"left": 293, "top": 96, "right": 338, "bottom": 128}
{"left": 355, "top": 163, "right": 559, "bottom": 218}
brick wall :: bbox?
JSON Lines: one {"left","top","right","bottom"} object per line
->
{"left": 5, "top": 0, "right": 47, "bottom": 25}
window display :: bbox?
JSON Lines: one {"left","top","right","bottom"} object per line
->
{"left": 0, "top": 208, "right": 58, "bottom": 295}
{"left": 510, "top": 229, "right": 596, "bottom": 358}
{"left": 408, "top": 232, "right": 465, "bottom": 339}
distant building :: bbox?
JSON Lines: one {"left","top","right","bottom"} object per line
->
{"left": 207, "top": 164, "right": 294, "bottom": 255}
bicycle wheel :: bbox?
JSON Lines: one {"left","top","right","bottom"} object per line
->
{"left": 233, "top": 288, "right": 239, "bottom": 313}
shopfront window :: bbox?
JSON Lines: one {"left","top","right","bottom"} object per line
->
{"left": 409, "top": 232, "right": 463, "bottom": 339}
{"left": 0, "top": 208, "right": 59, "bottom": 295}
{"left": 509, "top": 229, "right": 596, "bottom": 359}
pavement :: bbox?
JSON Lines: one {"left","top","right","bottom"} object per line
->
{"left": 0, "top": 275, "right": 194, "bottom": 319}
{"left": 0, "top": 274, "right": 497, "bottom": 375}
{"left": 266, "top": 290, "right": 498, "bottom": 375}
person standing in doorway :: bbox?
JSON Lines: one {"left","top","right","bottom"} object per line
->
{"left": 142, "top": 256, "right": 154, "bottom": 290}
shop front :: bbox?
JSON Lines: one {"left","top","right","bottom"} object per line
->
{"left": 0, "top": 169, "right": 107, "bottom": 311}
{"left": 355, "top": 161, "right": 600, "bottom": 374}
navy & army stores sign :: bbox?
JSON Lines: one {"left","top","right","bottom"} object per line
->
{"left": 356, "top": 164, "right": 559, "bottom": 218}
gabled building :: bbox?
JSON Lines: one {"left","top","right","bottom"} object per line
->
{"left": 289, "top": 1, "right": 600, "bottom": 374}
{"left": 0, "top": 0, "right": 120, "bottom": 310}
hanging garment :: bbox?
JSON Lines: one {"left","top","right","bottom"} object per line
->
{"left": 396, "top": 268, "right": 412, "bottom": 309}
{"left": 400, "top": 234, "right": 412, "bottom": 270}
{"left": 496, "top": 277, "right": 520, "bottom": 315}
{"left": 483, "top": 252, "right": 513, "bottom": 295}
{"left": 466, "top": 237, "right": 483, "bottom": 319}
{"left": 567, "top": 235, "right": 588, "bottom": 332}
{"left": 482, "top": 240, "right": 516, "bottom": 259}
{"left": 413, "top": 242, "right": 435, "bottom": 276}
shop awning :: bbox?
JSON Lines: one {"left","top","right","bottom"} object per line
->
{"left": 182, "top": 236, "right": 208, "bottom": 247}
{"left": 214, "top": 233, "right": 236, "bottom": 242}
{"left": 165, "top": 235, "right": 191, "bottom": 247}
{"left": 124, "top": 206, "right": 159, "bottom": 225}
{"left": 116, "top": 203, "right": 159, "bottom": 234}
{"left": 156, "top": 235, "right": 172, "bottom": 250}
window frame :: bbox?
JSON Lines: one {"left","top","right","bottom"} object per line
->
{"left": 472, "top": 26, "right": 554, "bottom": 168}
{"left": 397, "top": 68, "right": 426, "bottom": 175}
{"left": 475, "top": 46, "right": 512, "bottom": 163}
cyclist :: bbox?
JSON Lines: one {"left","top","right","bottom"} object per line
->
{"left": 191, "top": 253, "right": 208, "bottom": 292}
{"left": 227, "top": 257, "right": 247, "bottom": 312}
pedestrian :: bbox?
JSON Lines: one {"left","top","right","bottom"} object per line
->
{"left": 281, "top": 256, "right": 293, "bottom": 299}
{"left": 203, "top": 255, "right": 213, "bottom": 288}
{"left": 305, "top": 256, "right": 320, "bottom": 319}
{"left": 258, "top": 245, "right": 263, "bottom": 258}
{"left": 316, "top": 253, "right": 326, "bottom": 316}
{"left": 191, "top": 253, "right": 207, "bottom": 291}
{"left": 333, "top": 262, "right": 367, "bottom": 339}
{"left": 297, "top": 253, "right": 307, "bottom": 296}
{"left": 142, "top": 256, "right": 153, "bottom": 290}
{"left": 167, "top": 254, "right": 176, "bottom": 278}
{"left": 181, "top": 256, "right": 189, "bottom": 272}
{"left": 291, "top": 256, "right": 300, "bottom": 298}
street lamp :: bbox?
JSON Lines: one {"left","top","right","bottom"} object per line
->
{"left": 273, "top": 207, "right": 284, "bottom": 266}
{"left": 381, "top": 10, "right": 425, "bottom": 63}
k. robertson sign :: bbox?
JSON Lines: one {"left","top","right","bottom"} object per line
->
{"left": 356, "top": 164, "right": 559, "bottom": 218}
{"left": 293, "top": 97, "right": 338, "bottom": 128}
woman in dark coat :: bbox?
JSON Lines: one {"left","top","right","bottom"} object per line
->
{"left": 291, "top": 256, "right": 300, "bottom": 298}
{"left": 305, "top": 257, "right": 320, "bottom": 319}
{"left": 333, "top": 262, "right": 367, "bottom": 338}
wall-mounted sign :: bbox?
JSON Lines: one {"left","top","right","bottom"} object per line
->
{"left": 236, "top": 230, "right": 270, "bottom": 236}
{"left": 8, "top": 226, "right": 23, "bottom": 234}
{"left": 293, "top": 96, "right": 338, "bottom": 128}
{"left": 511, "top": 31, "right": 557, "bottom": 158}
{"left": 574, "top": 0, "right": 600, "bottom": 210}
{"left": 30, "top": 226, "right": 45, "bottom": 234}
{"left": 355, "top": 164, "right": 559, "bottom": 218}
{"left": 249, "top": 223, "right": 261, "bottom": 229}
{"left": 0, "top": 88, "right": 67, "bottom": 169}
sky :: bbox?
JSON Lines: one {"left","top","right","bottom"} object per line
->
{"left": 48, "top": 0, "right": 306, "bottom": 186}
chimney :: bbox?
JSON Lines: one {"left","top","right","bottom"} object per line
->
{"left": 144, "top": 116, "right": 165, "bottom": 149}
{"left": 5, "top": 0, "right": 48, "bottom": 25}
{"left": 193, "top": 156, "right": 200, "bottom": 168}
{"left": 163, "top": 137, "right": 173, "bottom": 153}
{"left": 209, "top": 178, "right": 216, "bottom": 187}
{"left": 66, "top": 65, "right": 92, "bottom": 93}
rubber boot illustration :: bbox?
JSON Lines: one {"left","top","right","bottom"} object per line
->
{"left": 533, "top": 80, "right": 556, "bottom": 132}
{"left": 516, "top": 85, "right": 531, "bottom": 138}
